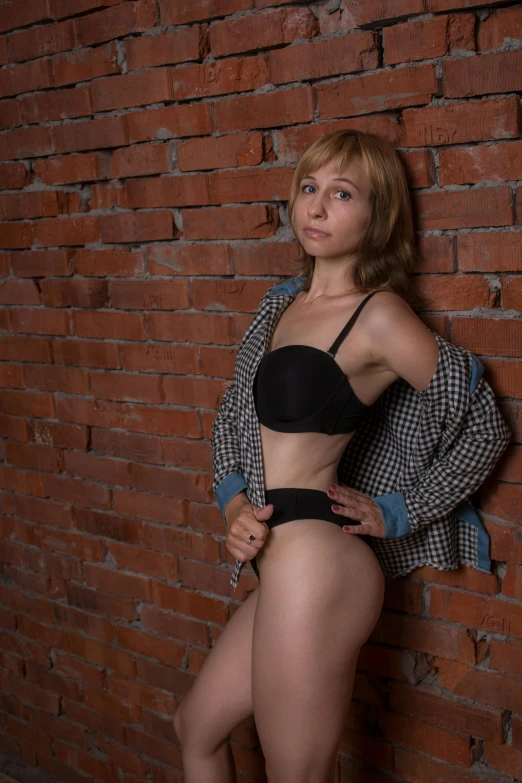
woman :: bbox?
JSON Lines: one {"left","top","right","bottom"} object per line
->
{"left": 173, "top": 130, "right": 511, "bottom": 782}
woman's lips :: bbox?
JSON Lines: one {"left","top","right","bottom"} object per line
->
{"left": 303, "top": 228, "right": 330, "bottom": 238}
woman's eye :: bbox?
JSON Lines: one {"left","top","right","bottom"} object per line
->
{"left": 301, "top": 184, "right": 314, "bottom": 193}
{"left": 337, "top": 190, "right": 351, "bottom": 200}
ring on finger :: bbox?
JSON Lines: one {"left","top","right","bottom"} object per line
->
{"left": 248, "top": 534, "right": 256, "bottom": 544}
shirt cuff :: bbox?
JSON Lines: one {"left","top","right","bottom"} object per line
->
{"left": 215, "top": 472, "right": 249, "bottom": 519}
{"left": 372, "top": 492, "right": 412, "bottom": 538}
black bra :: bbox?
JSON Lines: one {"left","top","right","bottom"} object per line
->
{"left": 253, "top": 291, "right": 383, "bottom": 435}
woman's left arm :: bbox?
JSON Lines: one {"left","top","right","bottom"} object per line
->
{"left": 329, "top": 294, "right": 511, "bottom": 539}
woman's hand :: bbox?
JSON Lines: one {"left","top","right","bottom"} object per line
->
{"left": 327, "top": 483, "right": 386, "bottom": 538}
{"left": 225, "top": 498, "right": 274, "bottom": 563}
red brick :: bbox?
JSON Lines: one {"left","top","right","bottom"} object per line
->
{"left": 151, "top": 581, "right": 229, "bottom": 625}
{"left": 32, "top": 216, "right": 100, "bottom": 247}
{"left": 210, "top": 7, "right": 316, "bottom": 57}
{"left": 6, "top": 718, "right": 52, "bottom": 759}
{"left": 105, "top": 740, "right": 149, "bottom": 777}
{"left": 0, "top": 58, "right": 52, "bottom": 99}
{"left": 74, "top": 312, "right": 143, "bottom": 344}
{"left": 0, "top": 190, "right": 61, "bottom": 220}
{"left": 214, "top": 86, "right": 315, "bottom": 131}
{"left": 140, "top": 604, "right": 209, "bottom": 646}
{"left": 395, "top": 747, "right": 480, "bottom": 783}
{"left": 126, "top": 174, "right": 209, "bottom": 208}
{"left": 191, "top": 280, "right": 268, "bottom": 312}
{"left": 414, "top": 274, "right": 493, "bottom": 311}
{"left": 275, "top": 114, "right": 403, "bottom": 162}
{"left": 490, "top": 638, "right": 522, "bottom": 678}
{"left": 41, "top": 279, "right": 107, "bottom": 309}
{"left": 0, "top": 161, "right": 29, "bottom": 189}
{"left": 126, "top": 103, "right": 212, "bottom": 143}
{"left": 126, "top": 725, "right": 181, "bottom": 766}
{"left": 127, "top": 25, "right": 203, "bottom": 69}
{"left": 435, "top": 657, "right": 522, "bottom": 712}
{"left": 503, "top": 274, "right": 522, "bottom": 312}
{"left": 443, "top": 50, "right": 522, "bottom": 99}
{"left": 232, "top": 241, "right": 300, "bottom": 276}
{"left": 411, "top": 565, "right": 500, "bottom": 595}
{"left": 389, "top": 681, "right": 503, "bottom": 741}
{"left": 89, "top": 371, "right": 162, "bottom": 405}
{"left": 440, "top": 140, "right": 522, "bottom": 186}
{"left": 403, "top": 96, "right": 520, "bottom": 147}
{"left": 269, "top": 30, "right": 378, "bottom": 84}
{"left": 83, "top": 563, "right": 153, "bottom": 602}
{"left": 485, "top": 520, "right": 522, "bottom": 564}
{"left": 0, "top": 279, "right": 39, "bottom": 305}
{"left": 336, "top": 726, "right": 393, "bottom": 772}
{"left": 481, "top": 358, "right": 522, "bottom": 400}
{"left": 430, "top": 585, "right": 522, "bottom": 638}
{"left": 183, "top": 204, "right": 278, "bottom": 240}
{"left": 346, "top": 0, "right": 425, "bottom": 26}
{"left": 78, "top": 0, "right": 157, "bottom": 47}
{"left": 30, "top": 709, "right": 88, "bottom": 748}
{"left": 478, "top": 6, "right": 522, "bottom": 52}
{"left": 458, "top": 232, "right": 522, "bottom": 272}
{"left": 416, "top": 186, "right": 513, "bottom": 230}
{"left": 177, "top": 132, "right": 264, "bottom": 172}
{"left": 14, "top": 677, "right": 61, "bottom": 715}
{"left": 53, "top": 337, "right": 121, "bottom": 369}
{"left": 110, "top": 278, "right": 188, "bottom": 310}
{"left": 107, "top": 540, "right": 177, "bottom": 579}
{"left": 52, "top": 41, "right": 120, "bottom": 87}
{"left": 58, "top": 703, "right": 121, "bottom": 749}
{"left": 0, "top": 126, "right": 55, "bottom": 160}
{"left": 20, "top": 85, "right": 91, "bottom": 125}
{"left": 483, "top": 741, "right": 522, "bottom": 779}
{"left": 209, "top": 166, "right": 293, "bottom": 204}
{"left": 84, "top": 686, "right": 141, "bottom": 723}
{"left": 109, "top": 143, "right": 170, "bottom": 179}
{"left": 99, "top": 211, "right": 174, "bottom": 243}
{"left": 73, "top": 248, "right": 144, "bottom": 277}
{"left": 33, "top": 152, "right": 110, "bottom": 185}
{"left": 482, "top": 480, "right": 522, "bottom": 525}
{"left": 92, "top": 68, "right": 174, "bottom": 113}
{"left": 370, "top": 611, "right": 478, "bottom": 663}
{"left": 0, "top": 98, "right": 22, "bottom": 130}
{"left": 116, "top": 627, "right": 184, "bottom": 668}
{"left": 451, "top": 317, "right": 522, "bottom": 356}
{"left": 384, "top": 14, "right": 474, "bottom": 66}
{"left": 160, "top": 0, "right": 252, "bottom": 25}
{"left": 0, "top": 223, "right": 33, "bottom": 250}
{"left": 430, "top": 0, "right": 513, "bottom": 10}
{"left": 54, "top": 116, "right": 127, "bottom": 154}
{"left": 170, "top": 55, "right": 269, "bottom": 101}
{"left": 514, "top": 714, "right": 522, "bottom": 749}
{"left": 53, "top": 0, "right": 124, "bottom": 19}
{"left": 379, "top": 709, "right": 472, "bottom": 766}
{"left": 0, "top": 0, "right": 52, "bottom": 34}
{"left": 8, "top": 18, "right": 79, "bottom": 63}
{"left": 317, "top": 63, "right": 436, "bottom": 119}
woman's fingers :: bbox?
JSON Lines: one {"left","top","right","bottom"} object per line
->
{"left": 327, "top": 483, "right": 386, "bottom": 538}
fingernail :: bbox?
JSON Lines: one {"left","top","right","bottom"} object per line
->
{"left": 331, "top": 505, "right": 340, "bottom": 511}
{"left": 329, "top": 484, "right": 337, "bottom": 490}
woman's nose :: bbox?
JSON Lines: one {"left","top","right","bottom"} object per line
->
{"left": 308, "top": 196, "right": 325, "bottom": 218}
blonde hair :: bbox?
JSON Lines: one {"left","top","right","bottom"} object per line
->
{"left": 287, "top": 129, "right": 424, "bottom": 310}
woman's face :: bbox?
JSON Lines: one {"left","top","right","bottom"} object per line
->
{"left": 292, "top": 157, "right": 373, "bottom": 263}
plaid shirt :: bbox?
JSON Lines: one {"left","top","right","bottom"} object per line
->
{"left": 211, "top": 276, "right": 511, "bottom": 590}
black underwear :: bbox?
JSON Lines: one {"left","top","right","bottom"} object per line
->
{"left": 250, "top": 487, "right": 363, "bottom": 580}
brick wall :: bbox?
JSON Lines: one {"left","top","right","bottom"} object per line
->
{"left": 0, "top": 1, "right": 521, "bottom": 781}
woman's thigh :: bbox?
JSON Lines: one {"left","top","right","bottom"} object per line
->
{"left": 174, "top": 585, "right": 259, "bottom": 752}
{"left": 251, "top": 520, "right": 385, "bottom": 779}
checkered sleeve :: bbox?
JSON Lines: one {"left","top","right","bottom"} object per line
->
{"left": 374, "top": 377, "right": 511, "bottom": 537}
{"left": 211, "top": 381, "right": 247, "bottom": 523}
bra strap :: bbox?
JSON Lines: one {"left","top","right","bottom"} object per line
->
{"left": 327, "top": 290, "right": 380, "bottom": 357}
